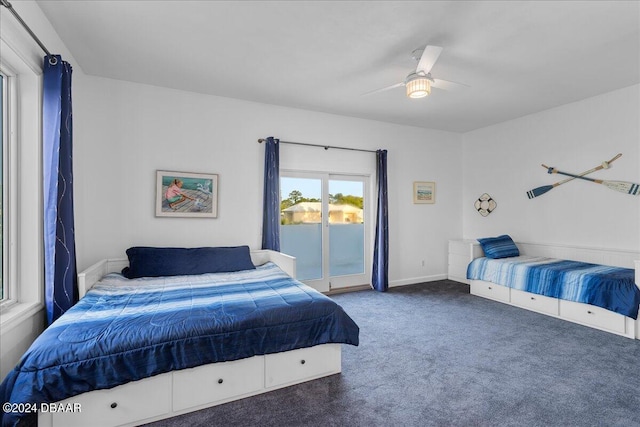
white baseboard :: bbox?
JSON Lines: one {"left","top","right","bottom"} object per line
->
{"left": 389, "top": 273, "right": 447, "bottom": 288}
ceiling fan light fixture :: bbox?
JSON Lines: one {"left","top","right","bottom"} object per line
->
{"left": 405, "top": 74, "right": 431, "bottom": 98}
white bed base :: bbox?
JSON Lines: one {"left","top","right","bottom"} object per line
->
{"left": 467, "top": 241, "right": 640, "bottom": 340}
{"left": 39, "top": 250, "right": 341, "bottom": 427}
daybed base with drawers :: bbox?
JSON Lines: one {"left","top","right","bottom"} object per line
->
{"left": 0, "top": 249, "right": 359, "bottom": 427}
{"left": 451, "top": 240, "right": 640, "bottom": 339}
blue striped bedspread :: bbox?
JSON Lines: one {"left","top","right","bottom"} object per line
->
{"left": 0, "top": 262, "right": 359, "bottom": 427}
{"left": 467, "top": 256, "right": 640, "bottom": 319}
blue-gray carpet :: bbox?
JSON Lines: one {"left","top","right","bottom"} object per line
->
{"left": 145, "top": 280, "right": 640, "bottom": 427}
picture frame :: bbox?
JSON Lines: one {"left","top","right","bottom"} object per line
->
{"left": 413, "top": 181, "right": 436, "bottom": 204}
{"left": 156, "top": 170, "right": 218, "bottom": 218}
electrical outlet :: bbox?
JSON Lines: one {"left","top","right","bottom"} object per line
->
{"left": 421, "top": 260, "right": 425, "bottom": 267}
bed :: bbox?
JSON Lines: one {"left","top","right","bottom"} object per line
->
{"left": 465, "top": 235, "right": 640, "bottom": 339}
{"left": 0, "top": 247, "right": 359, "bottom": 427}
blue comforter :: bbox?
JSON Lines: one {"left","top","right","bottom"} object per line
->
{"left": 467, "top": 256, "right": 640, "bottom": 319}
{"left": 0, "top": 262, "right": 359, "bottom": 426}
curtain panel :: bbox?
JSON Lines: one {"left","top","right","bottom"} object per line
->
{"left": 43, "top": 55, "right": 77, "bottom": 325}
{"left": 261, "top": 136, "right": 280, "bottom": 251}
{"left": 372, "top": 149, "right": 389, "bottom": 291}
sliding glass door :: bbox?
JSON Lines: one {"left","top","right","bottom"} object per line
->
{"left": 280, "top": 172, "right": 369, "bottom": 292}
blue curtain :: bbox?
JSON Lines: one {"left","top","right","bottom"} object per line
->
{"left": 261, "top": 137, "right": 280, "bottom": 251}
{"left": 372, "top": 149, "right": 389, "bottom": 292}
{"left": 43, "top": 55, "right": 77, "bottom": 325}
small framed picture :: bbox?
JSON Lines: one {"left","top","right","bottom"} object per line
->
{"left": 156, "top": 170, "right": 218, "bottom": 217}
{"left": 413, "top": 181, "right": 436, "bottom": 204}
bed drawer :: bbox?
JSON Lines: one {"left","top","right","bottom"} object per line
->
{"left": 173, "top": 356, "right": 264, "bottom": 412}
{"left": 470, "top": 280, "right": 510, "bottom": 303}
{"left": 265, "top": 344, "right": 341, "bottom": 389}
{"left": 48, "top": 372, "right": 171, "bottom": 427}
{"left": 559, "top": 300, "right": 627, "bottom": 334}
{"left": 510, "top": 289, "right": 559, "bottom": 316}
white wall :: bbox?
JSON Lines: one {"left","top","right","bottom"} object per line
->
{"left": 462, "top": 85, "right": 640, "bottom": 251}
{"left": 73, "top": 76, "right": 463, "bottom": 286}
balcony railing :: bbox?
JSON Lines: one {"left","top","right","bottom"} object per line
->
{"left": 280, "top": 223, "right": 364, "bottom": 281}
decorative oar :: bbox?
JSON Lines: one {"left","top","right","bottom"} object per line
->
{"left": 543, "top": 163, "right": 640, "bottom": 196}
{"left": 526, "top": 154, "right": 621, "bottom": 199}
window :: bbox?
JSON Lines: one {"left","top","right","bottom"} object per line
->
{"left": 0, "top": 36, "right": 44, "bottom": 324}
{"left": 0, "top": 64, "right": 18, "bottom": 309}
{"left": 0, "top": 71, "right": 5, "bottom": 301}
{"left": 0, "top": 17, "right": 46, "bottom": 375}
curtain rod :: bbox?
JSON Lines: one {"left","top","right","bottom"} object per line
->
{"left": 1, "top": 0, "right": 57, "bottom": 65}
{"left": 257, "top": 138, "right": 377, "bottom": 153}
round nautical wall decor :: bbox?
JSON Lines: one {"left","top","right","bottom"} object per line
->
{"left": 474, "top": 193, "right": 496, "bottom": 217}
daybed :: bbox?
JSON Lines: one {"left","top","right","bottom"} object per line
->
{"left": 0, "top": 247, "right": 359, "bottom": 427}
{"left": 465, "top": 235, "right": 640, "bottom": 339}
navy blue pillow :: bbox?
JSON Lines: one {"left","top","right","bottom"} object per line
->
{"left": 121, "top": 246, "right": 256, "bottom": 279}
{"left": 477, "top": 235, "right": 520, "bottom": 259}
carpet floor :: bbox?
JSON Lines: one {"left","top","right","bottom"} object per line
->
{"left": 145, "top": 280, "right": 640, "bottom": 427}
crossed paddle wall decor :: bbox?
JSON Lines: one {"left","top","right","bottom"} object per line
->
{"left": 527, "top": 153, "right": 640, "bottom": 199}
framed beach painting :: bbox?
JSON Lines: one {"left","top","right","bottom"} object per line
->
{"left": 156, "top": 170, "right": 218, "bottom": 218}
{"left": 413, "top": 181, "right": 436, "bottom": 204}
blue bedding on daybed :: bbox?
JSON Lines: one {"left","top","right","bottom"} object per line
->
{"left": 467, "top": 256, "right": 640, "bottom": 319}
{"left": 0, "top": 262, "right": 359, "bottom": 426}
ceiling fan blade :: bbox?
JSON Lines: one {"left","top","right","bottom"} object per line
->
{"left": 416, "top": 45, "right": 443, "bottom": 74}
{"left": 361, "top": 82, "right": 405, "bottom": 96}
{"left": 431, "top": 78, "right": 470, "bottom": 91}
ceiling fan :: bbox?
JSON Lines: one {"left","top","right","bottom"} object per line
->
{"left": 365, "top": 45, "right": 468, "bottom": 98}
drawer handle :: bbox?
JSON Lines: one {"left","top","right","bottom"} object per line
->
{"left": 218, "top": 378, "right": 224, "bottom": 384}
{"left": 530, "top": 297, "right": 536, "bottom": 301}
{"left": 110, "top": 402, "right": 118, "bottom": 409}
{"left": 487, "top": 286, "right": 492, "bottom": 290}
{"left": 300, "top": 359, "right": 306, "bottom": 365}
{"left": 587, "top": 310, "right": 593, "bottom": 314}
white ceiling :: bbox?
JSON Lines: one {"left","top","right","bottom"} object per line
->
{"left": 36, "top": 1, "right": 640, "bottom": 133}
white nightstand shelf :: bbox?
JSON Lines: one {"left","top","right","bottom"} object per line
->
{"left": 448, "top": 239, "right": 483, "bottom": 284}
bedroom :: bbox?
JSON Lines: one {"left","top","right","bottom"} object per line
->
{"left": 0, "top": 1, "right": 638, "bottom": 426}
